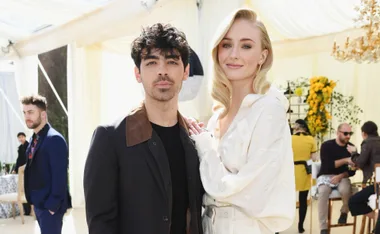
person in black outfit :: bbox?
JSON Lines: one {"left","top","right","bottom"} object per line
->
{"left": 317, "top": 123, "right": 356, "bottom": 234}
{"left": 13, "top": 132, "right": 29, "bottom": 173}
{"left": 12, "top": 132, "right": 31, "bottom": 215}
{"left": 348, "top": 121, "right": 380, "bottom": 233}
{"left": 83, "top": 23, "right": 204, "bottom": 234}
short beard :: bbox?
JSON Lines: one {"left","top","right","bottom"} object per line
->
{"left": 28, "top": 118, "right": 42, "bottom": 130}
{"left": 338, "top": 137, "right": 348, "bottom": 145}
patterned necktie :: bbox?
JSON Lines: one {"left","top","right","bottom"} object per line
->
{"left": 28, "top": 137, "right": 38, "bottom": 159}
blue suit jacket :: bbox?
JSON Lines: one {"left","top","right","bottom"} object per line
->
{"left": 24, "top": 124, "right": 70, "bottom": 213}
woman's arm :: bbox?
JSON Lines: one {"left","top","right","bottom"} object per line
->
{"left": 352, "top": 141, "right": 371, "bottom": 169}
{"left": 311, "top": 152, "right": 318, "bottom": 161}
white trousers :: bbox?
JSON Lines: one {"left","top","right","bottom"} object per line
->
{"left": 202, "top": 206, "right": 272, "bottom": 234}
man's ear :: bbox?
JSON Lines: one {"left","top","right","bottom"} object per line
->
{"left": 183, "top": 64, "right": 190, "bottom": 81}
{"left": 134, "top": 66, "right": 142, "bottom": 83}
{"left": 41, "top": 111, "right": 47, "bottom": 120}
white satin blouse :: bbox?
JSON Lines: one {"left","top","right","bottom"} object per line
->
{"left": 191, "top": 86, "right": 296, "bottom": 233}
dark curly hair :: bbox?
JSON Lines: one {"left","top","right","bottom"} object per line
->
{"left": 131, "top": 23, "right": 190, "bottom": 70}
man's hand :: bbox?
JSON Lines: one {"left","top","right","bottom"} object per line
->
{"left": 347, "top": 145, "right": 357, "bottom": 154}
{"left": 49, "top": 210, "right": 55, "bottom": 215}
{"left": 11, "top": 171, "right": 16, "bottom": 174}
{"left": 330, "top": 174, "right": 343, "bottom": 185}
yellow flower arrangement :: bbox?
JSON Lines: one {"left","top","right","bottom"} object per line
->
{"left": 306, "top": 76, "right": 336, "bottom": 136}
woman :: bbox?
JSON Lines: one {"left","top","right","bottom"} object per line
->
{"left": 348, "top": 121, "right": 380, "bottom": 233}
{"left": 292, "top": 119, "right": 317, "bottom": 233}
{"left": 187, "top": 8, "right": 295, "bottom": 234}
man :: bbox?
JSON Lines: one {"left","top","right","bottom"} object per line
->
{"left": 84, "top": 23, "right": 204, "bottom": 234}
{"left": 12, "top": 132, "right": 31, "bottom": 215}
{"left": 317, "top": 123, "right": 356, "bottom": 234}
{"left": 22, "top": 95, "right": 70, "bottom": 234}
{"left": 13, "top": 132, "right": 29, "bottom": 174}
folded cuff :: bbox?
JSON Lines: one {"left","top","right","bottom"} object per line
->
{"left": 190, "top": 132, "right": 214, "bottom": 157}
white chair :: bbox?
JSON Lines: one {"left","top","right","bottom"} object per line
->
{"left": 310, "top": 161, "right": 357, "bottom": 234}
{"left": 0, "top": 165, "right": 34, "bottom": 224}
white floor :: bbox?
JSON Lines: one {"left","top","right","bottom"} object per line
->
{"left": 0, "top": 208, "right": 87, "bottom": 234}
{"left": 0, "top": 201, "right": 373, "bottom": 234}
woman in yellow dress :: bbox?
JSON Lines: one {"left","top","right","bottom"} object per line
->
{"left": 292, "top": 119, "right": 317, "bottom": 233}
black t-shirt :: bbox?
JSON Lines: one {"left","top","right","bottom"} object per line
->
{"left": 151, "top": 122, "right": 189, "bottom": 234}
{"left": 318, "top": 139, "right": 356, "bottom": 177}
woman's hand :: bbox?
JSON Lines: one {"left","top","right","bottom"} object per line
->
{"left": 347, "top": 145, "right": 357, "bottom": 154}
{"left": 184, "top": 117, "right": 206, "bottom": 135}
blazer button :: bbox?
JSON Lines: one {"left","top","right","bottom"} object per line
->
{"left": 163, "top": 216, "right": 169, "bottom": 222}
{"left": 153, "top": 142, "right": 157, "bottom": 146}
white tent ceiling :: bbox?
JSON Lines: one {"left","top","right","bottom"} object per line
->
{"left": 0, "top": 0, "right": 112, "bottom": 42}
{"left": 0, "top": 0, "right": 114, "bottom": 56}
{"left": 250, "top": 0, "right": 360, "bottom": 41}
{"left": 0, "top": 0, "right": 365, "bottom": 58}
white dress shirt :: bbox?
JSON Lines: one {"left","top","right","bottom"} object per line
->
{"left": 191, "top": 86, "right": 296, "bottom": 233}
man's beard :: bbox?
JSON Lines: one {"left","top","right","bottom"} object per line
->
{"left": 151, "top": 88, "right": 178, "bottom": 102}
{"left": 338, "top": 137, "right": 349, "bottom": 145}
{"left": 150, "top": 75, "right": 181, "bottom": 102}
{"left": 27, "top": 117, "right": 42, "bottom": 130}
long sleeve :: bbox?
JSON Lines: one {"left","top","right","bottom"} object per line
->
{"left": 192, "top": 100, "right": 296, "bottom": 232}
{"left": 15, "top": 151, "right": 23, "bottom": 173}
{"left": 15, "top": 143, "right": 28, "bottom": 173}
{"left": 353, "top": 141, "right": 371, "bottom": 169}
{"left": 84, "top": 126, "right": 119, "bottom": 234}
{"left": 44, "top": 136, "right": 68, "bottom": 212}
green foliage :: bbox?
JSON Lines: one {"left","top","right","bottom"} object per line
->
{"left": 0, "top": 162, "right": 15, "bottom": 174}
{"left": 288, "top": 77, "right": 310, "bottom": 89}
{"left": 38, "top": 46, "right": 68, "bottom": 141}
{"left": 280, "top": 77, "right": 364, "bottom": 131}
{"left": 331, "top": 91, "right": 363, "bottom": 127}
{"left": 278, "top": 77, "right": 310, "bottom": 92}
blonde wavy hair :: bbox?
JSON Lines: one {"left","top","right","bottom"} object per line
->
{"left": 211, "top": 8, "right": 273, "bottom": 118}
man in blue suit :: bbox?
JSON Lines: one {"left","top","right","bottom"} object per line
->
{"left": 21, "top": 95, "right": 70, "bottom": 234}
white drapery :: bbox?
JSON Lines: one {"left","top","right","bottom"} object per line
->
{"left": 14, "top": 55, "right": 39, "bottom": 98}
{"left": 67, "top": 44, "right": 104, "bottom": 207}
{"left": 0, "top": 55, "right": 37, "bottom": 164}
{"left": 0, "top": 72, "right": 26, "bottom": 163}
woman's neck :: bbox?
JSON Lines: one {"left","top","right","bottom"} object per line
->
{"left": 228, "top": 79, "right": 254, "bottom": 117}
